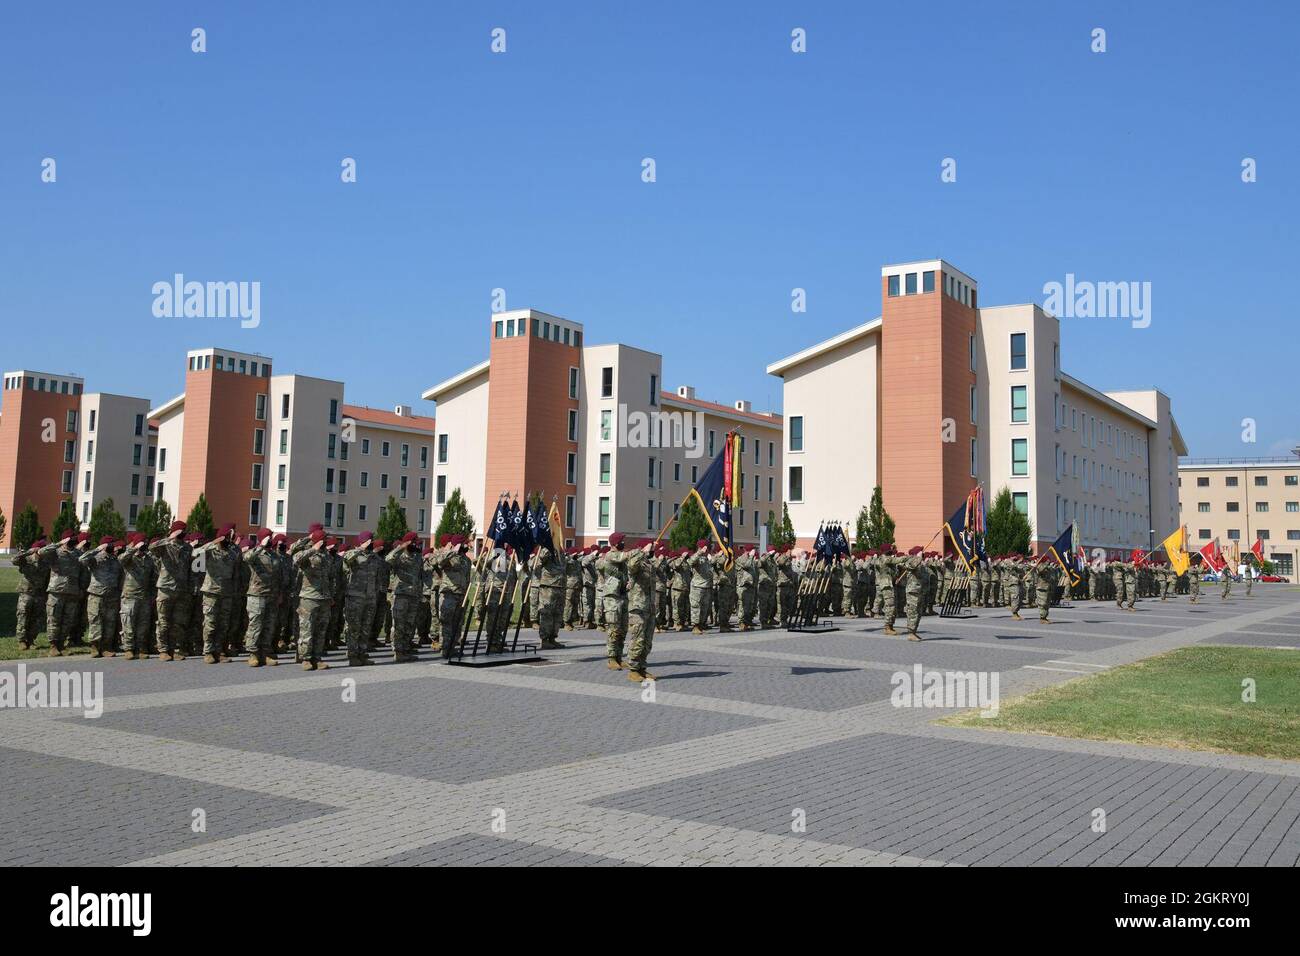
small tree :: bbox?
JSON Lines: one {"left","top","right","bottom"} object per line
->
{"left": 11, "top": 502, "right": 43, "bottom": 550}
{"left": 434, "top": 487, "right": 476, "bottom": 542}
{"left": 766, "top": 503, "right": 796, "bottom": 550}
{"left": 860, "top": 486, "right": 895, "bottom": 550}
{"left": 984, "top": 486, "right": 1033, "bottom": 556}
{"left": 185, "top": 493, "right": 216, "bottom": 540}
{"left": 51, "top": 502, "right": 80, "bottom": 541}
{"left": 134, "top": 500, "right": 162, "bottom": 539}
{"left": 669, "top": 494, "right": 714, "bottom": 549}
{"left": 376, "top": 496, "right": 410, "bottom": 542}
{"left": 87, "top": 498, "right": 128, "bottom": 544}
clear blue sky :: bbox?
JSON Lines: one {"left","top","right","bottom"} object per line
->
{"left": 3, "top": 1, "right": 1296, "bottom": 458}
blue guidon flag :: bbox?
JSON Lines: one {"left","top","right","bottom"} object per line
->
{"left": 685, "top": 440, "right": 734, "bottom": 563}
{"left": 944, "top": 500, "right": 977, "bottom": 573}
{"left": 1048, "top": 524, "right": 1082, "bottom": 586}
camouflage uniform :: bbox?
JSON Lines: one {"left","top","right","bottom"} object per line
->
{"left": 900, "top": 554, "right": 927, "bottom": 638}
{"left": 775, "top": 551, "right": 797, "bottom": 625}
{"left": 149, "top": 536, "right": 191, "bottom": 658}
{"left": 688, "top": 549, "right": 714, "bottom": 632}
{"left": 734, "top": 549, "right": 757, "bottom": 629}
{"left": 874, "top": 553, "right": 898, "bottom": 632}
{"left": 599, "top": 547, "right": 630, "bottom": 658}
{"left": 342, "top": 544, "right": 379, "bottom": 663}
{"left": 37, "top": 539, "right": 84, "bottom": 654}
{"left": 623, "top": 547, "right": 657, "bottom": 677}
{"left": 1035, "top": 562, "right": 1057, "bottom": 621}
{"left": 580, "top": 549, "right": 599, "bottom": 627}
{"left": 713, "top": 552, "right": 736, "bottom": 632}
{"left": 79, "top": 544, "right": 122, "bottom": 656}
{"left": 436, "top": 546, "right": 472, "bottom": 659}
{"left": 12, "top": 545, "right": 49, "bottom": 649}
{"left": 241, "top": 540, "right": 281, "bottom": 663}
{"left": 197, "top": 537, "right": 241, "bottom": 660}
{"left": 563, "top": 551, "right": 582, "bottom": 628}
{"left": 1005, "top": 558, "right": 1024, "bottom": 618}
{"left": 482, "top": 549, "right": 517, "bottom": 652}
{"left": 386, "top": 540, "right": 424, "bottom": 661}
{"left": 373, "top": 556, "right": 391, "bottom": 646}
{"left": 118, "top": 544, "right": 153, "bottom": 656}
{"left": 756, "top": 550, "right": 777, "bottom": 627}
{"left": 529, "top": 546, "right": 567, "bottom": 649}
{"left": 291, "top": 539, "right": 333, "bottom": 667}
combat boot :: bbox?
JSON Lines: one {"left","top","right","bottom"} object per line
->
{"left": 907, "top": 631, "right": 922, "bottom": 642}
{"left": 626, "top": 669, "right": 655, "bottom": 682}
{"left": 302, "top": 660, "right": 314, "bottom": 671}
{"left": 691, "top": 626, "right": 703, "bottom": 635}
{"left": 203, "top": 654, "right": 218, "bottom": 664}
{"left": 103, "top": 648, "right": 116, "bottom": 657}
{"left": 263, "top": 654, "right": 278, "bottom": 666}
{"left": 123, "top": 650, "right": 138, "bottom": 660}
{"left": 1011, "top": 612, "right": 1023, "bottom": 621}
{"left": 607, "top": 658, "right": 624, "bottom": 670}
{"left": 173, "top": 651, "right": 186, "bottom": 661}
{"left": 247, "top": 655, "right": 264, "bottom": 667}
{"left": 541, "top": 639, "right": 566, "bottom": 650}
{"left": 159, "top": 652, "right": 174, "bottom": 662}
{"left": 882, "top": 626, "right": 898, "bottom": 636}
{"left": 89, "top": 642, "right": 103, "bottom": 658}
{"left": 48, "top": 646, "right": 64, "bottom": 657}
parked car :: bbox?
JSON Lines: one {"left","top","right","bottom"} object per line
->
{"left": 1260, "top": 574, "right": 1290, "bottom": 583}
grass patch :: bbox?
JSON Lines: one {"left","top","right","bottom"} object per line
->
{"left": 0, "top": 565, "right": 91, "bottom": 660}
{"left": 940, "top": 645, "right": 1300, "bottom": 760}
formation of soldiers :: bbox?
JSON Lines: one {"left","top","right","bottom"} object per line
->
{"left": 11, "top": 521, "right": 1249, "bottom": 675}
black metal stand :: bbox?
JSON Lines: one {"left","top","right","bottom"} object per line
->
{"left": 939, "top": 573, "right": 972, "bottom": 618}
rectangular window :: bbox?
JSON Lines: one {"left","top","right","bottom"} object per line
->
{"left": 905, "top": 272, "right": 917, "bottom": 294}
{"left": 358, "top": 504, "right": 367, "bottom": 522}
{"left": 1011, "top": 438, "right": 1029, "bottom": 476}
{"left": 887, "top": 274, "right": 900, "bottom": 297}
{"left": 567, "top": 409, "right": 578, "bottom": 442}
{"left": 970, "top": 438, "right": 978, "bottom": 477}
{"left": 565, "top": 495, "right": 576, "bottom": 528}
{"left": 401, "top": 443, "right": 409, "bottom": 467}
{"left": 253, "top": 429, "right": 265, "bottom": 455}
{"left": 600, "top": 411, "right": 613, "bottom": 442}
{"left": 329, "top": 399, "right": 338, "bottom": 425}
{"left": 88, "top": 409, "right": 96, "bottom": 432}
{"left": 1197, "top": 502, "right": 1210, "bottom": 512}
{"left": 788, "top": 466, "right": 803, "bottom": 502}
{"left": 277, "top": 464, "right": 286, "bottom": 490}
{"left": 252, "top": 463, "right": 263, "bottom": 491}
{"left": 279, "top": 429, "right": 288, "bottom": 454}
{"left": 673, "top": 462, "right": 682, "bottom": 482}
{"left": 600, "top": 453, "right": 612, "bottom": 483}
{"left": 255, "top": 394, "right": 267, "bottom": 421}
{"left": 647, "top": 456, "right": 657, "bottom": 489}
{"left": 601, "top": 367, "right": 613, "bottom": 398}
{"left": 64, "top": 439, "right": 75, "bottom": 463}
{"left": 1286, "top": 475, "right": 1298, "bottom": 486}
{"left": 148, "top": 446, "right": 157, "bottom": 468}
{"left": 83, "top": 470, "right": 91, "bottom": 493}
{"left": 324, "top": 502, "right": 333, "bottom": 526}
{"left": 1256, "top": 501, "right": 1269, "bottom": 512}
{"left": 360, "top": 471, "right": 369, "bottom": 488}
{"left": 1010, "top": 333, "right": 1027, "bottom": 370}
{"left": 130, "top": 474, "right": 140, "bottom": 496}
{"left": 381, "top": 440, "right": 390, "bottom": 458}
{"left": 147, "top": 477, "right": 155, "bottom": 497}
{"left": 1196, "top": 476, "right": 1209, "bottom": 487}
{"left": 1011, "top": 385, "right": 1028, "bottom": 423}
{"left": 419, "top": 445, "right": 427, "bottom": 469}
{"left": 1012, "top": 492, "right": 1029, "bottom": 515}
{"left": 567, "top": 453, "right": 577, "bottom": 484}
{"left": 789, "top": 416, "right": 803, "bottom": 452}
{"left": 969, "top": 386, "right": 977, "bottom": 424}
{"left": 969, "top": 334, "right": 976, "bottom": 372}
{"left": 325, "top": 468, "right": 335, "bottom": 493}
{"left": 339, "top": 504, "right": 347, "bottom": 528}
{"left": 281, "top": 393, "right": 290, "bottom": 418}
{"left": 327, "top": 433, "right": 337, "bottom": 459}
{"left": 418, "top": 476, "right": 425, "bottom": 500}
{"left": 380, "top": 473, "right": 389, "bottom": 490}
{"left": 1255, "top": 476, "right": 1268, "bottom": 487}
{"left": 768, "top": 475, "right": 774, "bottom": 501}
{"left": 569, "top": 367, "right": 579, "bottom": 399}
{"left": 922, "top": 270, "right": 935, "bottom": 293}
{"left": 361, "top": 438, "right": 370, "bottom": 455}
{"left": 598, "top": 497, "right": 610, "bottom": 528}
{"left": 400, "top": 476, "right": 408, "bottom": 499}
{"left": 436, "top": 475, "right": 446, "bottom": 504}
{"left": 437, "top": 434, "right": 448, "bottom": 463}
{"left": 250, "top": 499, "right": 261, "bottom": 525}
{"left": 649, "top": 373, "right": 658, "bottom": 406}
{"left": 1227, "top": 529, "right": 1240, "bottom": 540}
{"left": 647, "top": 500, "right": 656, "bottom": 530}
{"left": 134, "top": 413, "right": 144, "bottom": 436}
{"left": 1286, "top": 501, "right": 1298, "bottom": 512}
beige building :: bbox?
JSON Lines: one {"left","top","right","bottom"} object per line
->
{"left": 767, "top": 259, "right": 1187, "bottom": 554}
{"left": 1177, "top": 453, "right": 1300, "bottom": 577}
{"left": 74, "top": 393, "right": 157, "bottom": 530}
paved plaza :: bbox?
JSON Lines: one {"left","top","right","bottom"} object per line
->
{"left": 3, "top": 588, "right": 1299, "bottom": 866}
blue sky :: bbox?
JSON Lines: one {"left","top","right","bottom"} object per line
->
{"left": 3, "top": 1, "right": 1296, "bottom": 458}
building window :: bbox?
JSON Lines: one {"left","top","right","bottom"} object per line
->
{"left": 600, "top": 411, "right": 613, "bottom": 442}
{"left": 358, "top": 504, "right": 367, "bottom": 521}
{"left": 148, "top": 446, "right": 157, "bottom": 468}
{"left": 1197, "top": 502, "right": 1210, "bottom": 512}
{"left": 1286, "top": 501, "right": 1298, "bottom": 512}
{"left": 1010, "top": 333, "right": 1027, "bottom": 371}
{"left": 63, "top": 439, "right": 75, "bottom": 463}
{"left": 1227, "top": 529, "right": 1240, "bottom": 540}
{"left": 887, "top": 275, "right": 900, "bottom": 297}
{"left": 1255, "top": 475, "right": 1268, "bottom": 487}
{"left": 380, "top": 474, "right": 389, "bottom": 490}
{"left": 567, "top": 409, "right": 578, "bottom": 442}
{"left": 360, "top": 471, "right": 369, "bottom": 488}
{"left": 88, "top": 409, "right": 96, "bottom": 432}
{"left": 62, "top": 470, "right": 73, "bottom": 493}
{"left": 279, "top": 429, "right": 288, "bottom": 454}
{"left": 255, "top": 394, "right": 267, "bottom": 421}
{"left": 362, "top": 438, "right": 371, "bottom": 455}
{"left": 1012, "top": 492, "right": 1029, "bottom": 515}
{"left": 1011, "top": 385, "right": 1028, "bottom": 423}
{"left": 1258, "top": 529, "right": 1269, "bottom": 540}
{"left": 566, "top": 453, "right": 577, "bottom": 484}
{"left": 649, "top": 374, "right": 658, "bottom": 406}
{"left": 905, "top": 272, "right": 917, "bottom": 295}
{"left": 970, "top": 438, "right": 978, "bottom": 477}
{"left": 400, "top": 476, "right": 408, "bottom": 499}
{"left": 788, "top": 466, "right": 803, "bottom": 502}
{"left": 250, "top": 499, "right": 261, "bottom": 526}
{"left": 647, "top": 456, "right": 657, "bottom": 489}
{"left": 1196, "top": 477, "right": 1209, "bottom": 487}
{"left": 325, "top": 468, "right": 335, "bottom": 493}
{"left": 436, "top": 475, "right": 446, "bottom": 504}
{"left": 600, "top": 453, "right": 612, "bottom": 484}
{"left": 278, "top": 464, "right": 286, "bottom": 490}
{"left": 416, "top": 508, "right": 423, "bottom": 532}
{"left": 400, "top": 443, "right": 409, "bottom": 467}
{"left": 281, "top": 393, "right": 290, "bottom": 418}
{"left": 1011, "top": 438, "right": 1029, "bottom": 476}
{"left": 565, "top": 495, "right": 576, "bottom": 528}
{"left": 147, "top": 477, "right": 155, "bottom": 497}
{"left": 598, "top": 497, "right": 610, "bottom": 528}
{"left": 601, "top": 367, "right": 613, "bottom": 398}
{"left": 328, "top": 434, "right": 337, "bottom": 459}
{"left": 569, "top": 367, "right": 579, "bottom": 399}
{"left": 1285, "top": 475, "right": 1298, "bottom": 486}
{"left": 324, "top": 502, "right": 333, "bottom": 525}
{"left": 647, "top": 500, "right": 656, "bottom": 530}
{"left": 922, "top": 270, "right": 935, "bottom": 293}
{"left": 329, "top": 399, "right": 338, "bottom": 425}
{"left": 969, "top": 386, "right": 977, "bottom": 424}
{"left": 338, "top": 504, "right": 347, "bottom": 528}
{"left": 437, "top": 434, "right": 448, "bottom": 463}
{"left": 253, "top": 429, "right": 265, "bottom": 455}
{"left": 418, "top": 476, "right": 425, "bottom": 500}
{"left": 252, "top": 463, "right": 263, "bottom": 491}
{"left": 1256, "top": 501, "right": 1269, "bottom": 512}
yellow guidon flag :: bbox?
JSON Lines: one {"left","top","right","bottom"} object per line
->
{"left": 1162, "top": 525, "right": 1190, "bottom": 577}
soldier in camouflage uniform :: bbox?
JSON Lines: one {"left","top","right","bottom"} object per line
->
{"left": 757, "top": 547, "right": 777, "bottom": 628}
{"left": 1187, "top": 553, "right": 1203, "bottom": 603}
{"left": 482, "top": 545, "right": 518, "bottom": 652}
{"left": 562, "top": 548, "right": 582, "bottom": 629}
{"left": 874, "top": 548, "right": 899, "bottom": 634}
{"left": 734, "top": 545, "right": 757, "bottom": 629}
{"left": 194, "top": 524, "right": 242, "bottom": 662}
{"left": 241, "top": 528, "right": 282, "bottom": 666}
{"left": 1034, "top": 558, "right": 1057, "bottom": 623}
{"left": 900, "top": 547, "right": 927, "bottom": 640}
{"left": 326, "top": 537, "right": 346, "bottom": 651}
{"left": 713, "top": 548, "right": 736, "bottom": 632}
{"left": 290, "top": 528, "right": 333, "bottom": 669}
{"left": 117, "top": 535, "right": 153, "bottom": 658}
{"left": 600, "top": 533, "right": 630, "bottom": 664}
{"left": 425, "top": 543, "right": 443, "bottom": 650}
{"left": 384, "top": 531, "right": 424, "bottom": 663}
{"left": 434, "top": 536, "right": 472, "bottom": 659}
{"left": 231, "top": 534, "right": 252, "bottom": 656}
{"left": 341, "top": 531, "right": 379, "bottom": 665}
{"left": 78, "top": 536, "right": 122, "bottom": 657}
{"left": 150, "top": 523, "right": 193, "bottom": 659}
{"left": 593, "top": 549, "right": 607, "bottom": 630}
{"left": 13, "top": 538, "right": 49, "bottom": 650}
{"left": 654, "top": 548, "right": 670, "bottom": 629}
{"left": 580, "top": 546, "right": 599, "bottom": 628}
{"left": 621, "top": 540, "right": 658, "bottom": 681}
{"left": 372, "top": 539, "right": 391, "bottom": 647}
{"left": 688, "top": 540, "right": 714, "bottom": 634}
{"left": 775, "top": 546, "right": 798, "bottom": 625}
{"left": 37, "top": 531, "right": 87, "bottom": 657}
{"left": 418, "top": 546, "right": 435, "bottom": 646}
{"left": 1004, "top": 554, "right": 1025, "bottom": 620}
{"left": 529, "top": 540, "right": 567, "bottom": 651}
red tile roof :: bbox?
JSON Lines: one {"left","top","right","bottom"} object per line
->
{"left": 660, "top": 391, "right": 781, "bottom": 426}
{"left": 341, "top": 404, "right": 436, "bottom": 433}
